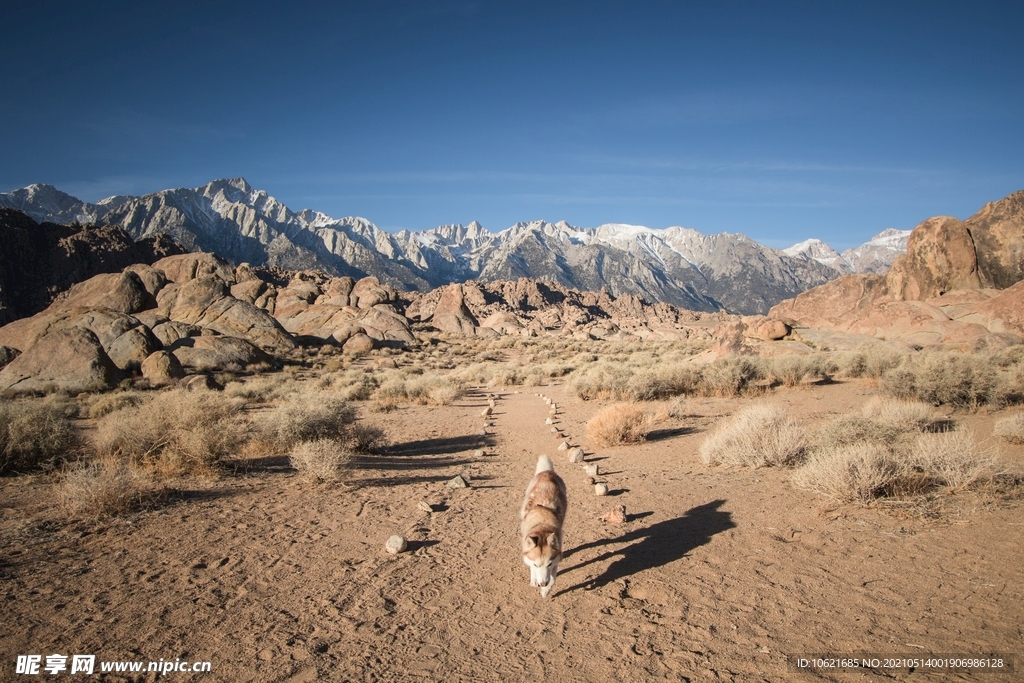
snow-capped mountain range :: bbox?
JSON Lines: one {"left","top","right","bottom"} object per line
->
{"left": 0, "top": 178, "right": 908, "bottom": 315}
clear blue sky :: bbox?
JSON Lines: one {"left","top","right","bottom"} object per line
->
{"left": 1, "top": 1, "right": 1022, "bottom": 250}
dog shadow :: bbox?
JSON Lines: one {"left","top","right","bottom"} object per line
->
{"left": 559, "top": 499, "right": 735, "bottom": 593}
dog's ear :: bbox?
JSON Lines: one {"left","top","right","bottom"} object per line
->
{"left": 547, "top": 533, "right": 560, "bottom": 552}
{"left": 523, "top": 535, "right": 538, "bottom": 550}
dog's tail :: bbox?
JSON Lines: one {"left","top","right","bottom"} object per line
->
{"left": 536, "top": 454, "right": 554, "bottom": 474}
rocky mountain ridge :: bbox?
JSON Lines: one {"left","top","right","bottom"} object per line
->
{"left": 1, "top": 178, "right": 894, "bottom": 315}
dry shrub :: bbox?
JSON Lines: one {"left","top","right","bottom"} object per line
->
{"left": 289, "top": 439, "right": 351, "bottom": 482}
{"left": 882, "top": 353, "right": 998, "bottom": 408}
{"left": 766, "top": 354, "right": 832, "bottom": 387}
{"left": 586, "top": 403, "right": 648, "bottom": 447}
{"left": 93, "top": 389, "right": 246, "bottom": 476}
{"left": 698, "top": 405, "right": 806, "bottom": 468}
{"left": 371, "top": 373, "right": 463, "bottom": 406}
{"left": 406, "top": 375, "right": 464, "bottom": 405}
{"left": 994, "top": 412, "right": 1024, "bottom": 444}
{"left": 223, "top": 375, "right": 297, "bottom": 403}
{"left": 794, "top": 444, "right": 913, "bottom": 502}
{"left": 913, "top": 429, "right": 999, "bottom": 491}
{"left": 0, "top": 399, "right": 81, "bottom": 474}
{"left": 859, "top": 396, "right": 946, "bottom": 432}
{"left": 696, "top": 357, "right": 765, "bottom": 398}
{"left": 58, "top": 459, "right": 163, "bottom": 516}
{"left": 263, "top": 392, "right": 384, "bottom": 453}
{"left": 87, "top": 391, "right": 149, "bottom": 419}
{"left": 797, "top": 397, "right": 1000, "bottom": 502}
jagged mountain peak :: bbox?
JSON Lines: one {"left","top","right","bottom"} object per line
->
{"left": 0, "top": 177, "right": 914, "bottom": 315}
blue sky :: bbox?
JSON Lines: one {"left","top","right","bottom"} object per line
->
{"left": 1, "top": 1, "right": 1022, "bottom": 250}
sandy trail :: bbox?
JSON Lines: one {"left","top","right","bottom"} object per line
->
{"left": 1, "top": 380, "right": 1022, "bottom": 682}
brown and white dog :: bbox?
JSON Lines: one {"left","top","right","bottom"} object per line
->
{"left": 520, "top": 455, "right": 567, "bottom": 598}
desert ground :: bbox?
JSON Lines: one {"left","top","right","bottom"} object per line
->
{"left": 1, "top": 343, "right": 1023, "bottom": 683}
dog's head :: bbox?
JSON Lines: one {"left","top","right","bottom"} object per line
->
{"left": 522, "top": 528, "right": 561, "bottom": 588}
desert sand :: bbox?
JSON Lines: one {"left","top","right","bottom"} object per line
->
{"left": 1, "top": 372, "right": 1022, "bottom": 682}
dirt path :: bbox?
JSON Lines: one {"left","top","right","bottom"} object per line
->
{"left": 2, "top": 380, "right": 1022, "bottom": 681}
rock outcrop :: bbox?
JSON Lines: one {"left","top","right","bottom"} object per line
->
{"left": 0, "top": 328, "right": 120, "bottom": 393}
{"left": 0, "top": 208, "right": 184, "bottom": 325}
{"left": 771, "top": 190, "right": 1024, "bottom": 349}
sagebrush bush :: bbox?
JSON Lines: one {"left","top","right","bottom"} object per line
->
{"left": 994, "top": 412, "right": 1024, "bottom": 444}
{"left": 0, "top": 399, "right": 81, "bottom": 474}
{"left": 882, "top": 353, "right": 999, "bottom": 408}
{"left": 263, "top": 392, "right": 384, "bottom": 453}
{"left": 859, "top": 396, "right": 946, "bottom": 433}
{"left": 568, "top": 356, "right": 760, "bottom": 401}
{"left": 58, "top": 459, "right": 162, "bottom": 516}
{"left": 87, "top": 391, "right": 149, "bottom": 419}
{"left": 289, "top": 438, "right": 351, "bottom": 482}
{"left": 696, "top": 357, "right": 765, "bottom": 398}
{"left": 794, "top": 444, "right": 914, "bottom": 502}
{"left": 699, "top": 405, "right": 806, "bottom": 468}
{"left": 93, "top": 389, "right": 247, "bottom": 476}
{"left": 586, "top": 403, "right": 648, "bottom": 447}
{"left": 767, "top": 354, "right": 832, "bottom": 387}
{"left": 914, "top": 429, "right": 999, "bottom": 491}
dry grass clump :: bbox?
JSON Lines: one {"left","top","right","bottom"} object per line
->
{"left": 586, "top": 403, "right": 648, "bottom": 447}
{"left": 859, "top": 396, "right": 946, "bottom": 432}
{"left": 289, "top": 439, "right": 351, "bottom": 483}
{"left": 881, "top": 352, "right": 1008, "bottom": 409}
{"left": 913, "top": 429, "right": 999, "bottom": 491}
{"left": 93, "top": 389, "right": 247, "bottom": 476}
{"left": 0, "top": 399, "right": 82, "bottom": 474}
{"left": 765, "top": 354, "right": 832, "bottom": 387}
{"left": 223, "top": 375, "right": 298, "bottom": 404}
{"left": 371, "top": 372, "right": 464, "bottom": 406}
{"left": 993, "top": 412, "right": 1024, "bottom": 444}
{"left": 832, "top": 345, "right": 908, "bottom": 379}
{"left": 568, "top": 356, "right": 759, "bottom": 401}
{"left": 262, "top": 392, "right": 384, "bottom": 453}
{"left": 693, "top": 357, "right": 766, "bottom": 398}
{"left": 794, "top": 444, "right": 913, "bottom": 502}
{"left": 58, "top": 459, "right": 164, "bottom": 516}
{"left": 698, "top": 405, "right": 806, "bottom": 468}
{"left": 797, "top": 396, "right": 1002, "bottom": 503}
{"left": 87, "top": 391, "right": 149, "bottom": 419}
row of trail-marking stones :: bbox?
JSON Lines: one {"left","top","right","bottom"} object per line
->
{"left": 385, "top": 390, "right": 502, "bottom": 554}
{"left": 535, "top": 392, "right": 626, "bottom": 524}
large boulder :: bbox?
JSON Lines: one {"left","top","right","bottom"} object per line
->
{"left": 350, "top": 277, "right": 396, "bottom": 309}
{"left": 124, "top": 264, "right": 168, "bottom": 299}
{"left": 886, "top": 216, "right": 982, "bottom": 301}
{"left": 964, "top": 189, "right": 1024, "bottom": 290}
{"left": 152, "top": 252, "right": 235, "bottom": 284}
{"left": 52, "top": 270, "right": 155, "bottom": 314}
{"left": 0, "top": 308, "right": 159, "bottom": 372}
{"left": 140, "top": 350, "right": 185, "bottom": 386}
{"left": 430, "top": 284, "right": 478, "bottom": 335}
{"left": 342, "top": 333, "right": 376, "bottom": 355}
{"left": 170, "top": 336, "right": 272, "bottom": 371}
{"left": 157, "top": 276, "right": 295, "bottom": 353}
{"left": 0, "top": 328, "right": 119, "bottom": 393}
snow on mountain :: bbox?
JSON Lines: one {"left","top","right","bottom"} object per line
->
{"left": 784, "top": 238, "right": 854, "bottom": 274}
{"left": 1, "top": 178, "right": 853, "bottom": 314}
{"left": 840, "top": 228, "right": 912, "bottom": 274}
